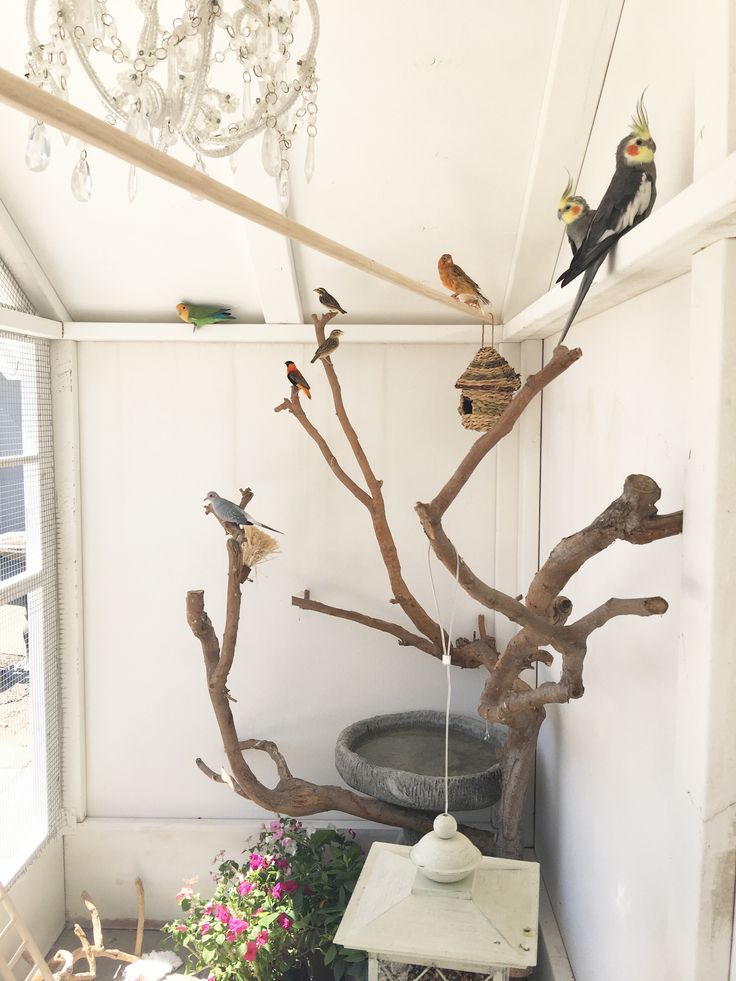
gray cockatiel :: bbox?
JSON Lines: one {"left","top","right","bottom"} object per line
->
{"left": 557, "top": 174, "right": 596, "bottom": 256}
{"left": 556, "top": 93, "right": 657, "bottom": 346}
{"left": 204, "top": 491, "right": 283, "bottom": 534}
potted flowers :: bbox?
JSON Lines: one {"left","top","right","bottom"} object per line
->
{"left": 164, "top": 818, "right": 366, "bottom": 980}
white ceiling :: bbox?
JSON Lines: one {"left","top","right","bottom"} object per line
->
{"left": 0, "top": 1, "right": 567, "bottom": 324}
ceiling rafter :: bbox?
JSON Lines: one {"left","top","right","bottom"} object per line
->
{"left": 500, "top": 0, "right": 626, "bottom": 321}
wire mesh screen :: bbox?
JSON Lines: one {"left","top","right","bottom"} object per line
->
{"left": 0, "top": 261, "right": 34, "bottom": 317}
{"left": 0, "top": 330, "right": 60, "bottom": 885}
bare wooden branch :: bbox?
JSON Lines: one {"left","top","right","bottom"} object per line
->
{"left": 527, "top": 474, "right": 682, "bottom": 614}
{"left": 273, "top": 391, "right": 372, "bottom": 508}
{"left": 133, "top": 880, "right": 144, "bottom": 959}
{"left": 276, "top": 314, "right": 446, "bottom": 650}
{"left": 571, "top": 596, "right": 668, "bottom": 639}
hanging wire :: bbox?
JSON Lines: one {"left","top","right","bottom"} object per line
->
{"left": 426, "top": 544, "right": 461, "bottom": 816}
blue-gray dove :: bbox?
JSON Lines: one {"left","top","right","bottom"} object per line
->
{"left": 204, "top": 491, "right": 283, "bottom": 534}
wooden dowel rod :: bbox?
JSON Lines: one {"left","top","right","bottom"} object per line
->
{"left": 0, "top": 69, "right": 486, "bottom": 322}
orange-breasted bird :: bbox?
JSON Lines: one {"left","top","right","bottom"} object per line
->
{"left": 285, "top": 360, "right": 311, "bottom": 399}
{"left": 314, "top": 287, "right": 347, "bottom": 315}
{"left": 437, "top": 254, "right": 489, "bottom": 307}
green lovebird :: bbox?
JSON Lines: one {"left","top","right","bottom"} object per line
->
{"left": 556, "top": 92, "right": 657, "bottom": 346}
{"left": 176, "top": 303, "right": 235, "bottom": 332}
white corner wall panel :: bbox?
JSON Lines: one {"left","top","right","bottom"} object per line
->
{"left": 535, "top": 276, "right": 689, "bottom": 980}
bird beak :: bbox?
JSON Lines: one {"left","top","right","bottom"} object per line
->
{"left": 313, "top": 288, "right": 319, "bottom": 293}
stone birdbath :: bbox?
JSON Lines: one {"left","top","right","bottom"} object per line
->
{"left": 334, "top": 710, "right": 505, "bottom": 812}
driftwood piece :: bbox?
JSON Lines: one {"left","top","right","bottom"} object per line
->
{"left": 272, "top": 324, "right": 683, "bottom": 856}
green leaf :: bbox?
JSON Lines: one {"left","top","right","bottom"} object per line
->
{"left": 323, "top": 945, "right": 337, "bottom": 965}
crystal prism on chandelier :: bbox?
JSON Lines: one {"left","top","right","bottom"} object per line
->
{"left": 24, "top": 0, "right": 320, "bottom": 202}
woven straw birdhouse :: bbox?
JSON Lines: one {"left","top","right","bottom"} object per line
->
{"left": 455, "top": 347, "right": 521, "bottom": 432}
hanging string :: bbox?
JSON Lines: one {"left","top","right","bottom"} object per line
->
{"left": 426, "top": 544, "right": 461, "bottom": 816}
{"left": 491, "top": 311, "right": 495, "bottom": 349}
{"left": 481, "top": 320, "right": 485, "bottom": 348}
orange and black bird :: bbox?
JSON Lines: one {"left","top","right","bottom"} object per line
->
{"left": 285, "top": 360, "right": 311, "bottom": 399}
{"left": 314, "top": 287, "right": 347, "bottom": 315}
{"left": 437, "top": 254, "right": 489, "bottom": 308}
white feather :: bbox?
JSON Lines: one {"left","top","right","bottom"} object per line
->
{"left": 614, "top": 174, "right": 652, "bottom": 233}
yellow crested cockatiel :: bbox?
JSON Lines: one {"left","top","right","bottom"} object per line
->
{"left": 556, "top": 93, "right": 657, "bottom": 346}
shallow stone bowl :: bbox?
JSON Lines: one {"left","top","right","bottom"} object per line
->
{"left": 334, "top": 710, "right": 505, "bottom": 811}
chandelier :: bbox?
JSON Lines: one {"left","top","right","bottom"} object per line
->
{"left": 24, "top": 0, "right": 320, "bottom": 206}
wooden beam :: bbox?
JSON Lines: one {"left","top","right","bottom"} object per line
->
{"left": 501, "top": 0, "right": 626, "bottom": 320}
{"left": 0, "top": 69, "right": 481, "bottom": 323}
{"left": 235, "top": 164, "right": 304, "bottom": 324}
{"left": 502, "top": 145, "right": 736, "bottom": 341}
{"left": 61, "top": 322, "right": 484, "bottom": 343}
{"left": 0, "top": 308, "right": 62, "bottom": 339}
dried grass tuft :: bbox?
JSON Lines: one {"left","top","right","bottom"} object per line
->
{"left": 241, "top": 526, "right": 280, "bottom": 567}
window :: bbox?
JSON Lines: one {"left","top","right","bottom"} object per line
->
{"left": 0, "top": 329, "right": 60, "bottom": 884}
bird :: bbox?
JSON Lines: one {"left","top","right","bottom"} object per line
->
{"left": 310, "top": 328, "right": 344, "bottom": 363}
{"left": 176, "top": 303, "right": 235, "bottom": 333}
{"left": 285, "top": 360, "right": 311, "bottom": 399}
{"left": 204, "top": 491, "right": 283, "bottom": 534}
{"left": 314, "top": 287, "right": 347, "bottom": 315}
{"left": 557, "top": 173, "right": 596, "bottom": 256}
{"left": 556, "top": 93, "right": 657, "bottom": 346}
{"left": 437, "top": 254, "right": 490, "bottom": 308}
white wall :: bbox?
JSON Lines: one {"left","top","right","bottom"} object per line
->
{"left": 75, "top": 340, "right": 497, "bottom": 822}
{"left": 535, "top": 275, "right": 689, "bottom": 980}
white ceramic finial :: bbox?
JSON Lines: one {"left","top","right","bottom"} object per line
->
{"left": 410, "top": 813, "right": 482, "bottom": 883}
{"left": 433, "top": 813, "right": 457, "bottom": 839}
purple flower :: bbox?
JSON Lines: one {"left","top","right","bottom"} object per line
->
{"left": 282, "top": 880, "right": 298, "bottom": 895}
{"left": 200, "top": 922, "right": 212, "bottom": 935}
{"left": 271, "top": 882, "right": 283, "bottom": 900}
{"left": 276, "top": 913, "right": 292, "bottom": 931}
{"left": 237, "top": 880, "right": 254, "bottom": 896}
{"left": 275, "top": 859, "right": 289, "bottom": 870}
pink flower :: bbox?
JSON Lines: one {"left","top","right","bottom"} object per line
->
{"left": 256, "top": 929, "right": 269, "bottom": 948}
{"left": 271, "top": 882, "right": 283, "bottom": 900}
{"left": 199, "top": 923, "right": 211, "bottom": 935}
{"left": 175, "top": 887, "right": 193, "bottom": 903}
{"left": 203, "top": 902, "right": 214, "bottom": 915}
{"left": 237, "top": 880, "right": 254, "bottom": 896}
{"left": 249, "top": 853, "right": 265, "bottom": 871}
{"left": 207, "top": 975, "right": 214, "bottom": 981}
{"left": 275, "top": 859, "right": 289, "bottom": 870}
{"left": 282, "top": 880, "right": 298, "bottom": 895}
{"left": 176, "top": 924, "right": 187, "bottom": 933}
{"left": 228, "top": 917, "right": 248, "bottom": 936}
{"left": 276, "top": 914, "right": 292, "bottom": 931}
{"left": 244, "top": 942, "right": 258, "bottom": 962}
{"left": 215, "top": 904, "right": 231, "bottom": 924}
{"left": 269, "top": 820, "right": 281, "bottom": 831}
